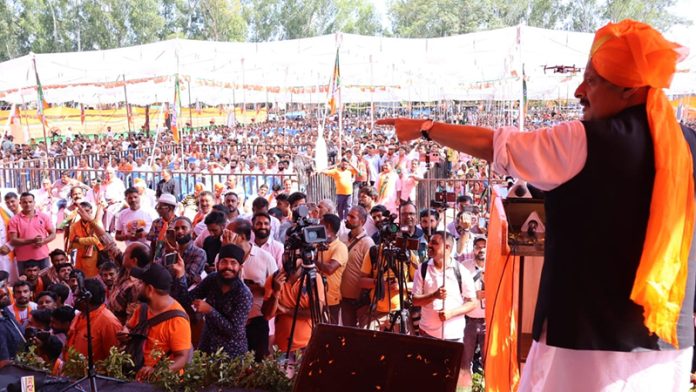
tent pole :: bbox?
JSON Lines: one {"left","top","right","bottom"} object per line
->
{"left": 122, "top": 74, "right": 132, "bottom": 133}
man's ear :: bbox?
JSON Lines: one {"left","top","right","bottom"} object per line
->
{"left": 622, "top": 86, "right": 648, "bottom": 100}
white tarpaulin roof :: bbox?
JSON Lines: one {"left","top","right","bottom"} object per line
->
{"left": 0, "top": 25, "right": 694, "bottom": 106}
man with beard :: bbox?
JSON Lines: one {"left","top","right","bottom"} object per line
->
{"left": 223, "top": 192, "right": 241, "bottom": 220}
{"left": 121, "top": 263, "right": 191, "bottom": 381}
{"left": 252, "top": 212, "right": 283, "bottom": 269}
{"left": 243, "top": 197, "right": 281, "bottom": 242}
{"left": 419, "top": 208, "right": 440, "bottom": 242}
{"left": 0, "top": 271, "right": 24, "bottom": 369}
{"left": 159, "top": 217, "right": 206, "bottom": 287}
{"left": 228, "top": 218, "right": 277, "bottom": 361}
{"left": 99, "top": 262, "right": 118, "bottom": 306}
{"left": 147, "top": 193, "right": 177, "bottom": 262}
{"left": 316, "top": 214, "right": 348, "bottom": 325}
{"left": 201, "top": 211, "right": 226, "bottom": 273}
{"left": 19, "top": 260, "right": 45, "bottom": 300}
{"left": 8, "top": 192, "right": 56, "bottom": 275}
{"left": 357, "top": 186, "right": 379, "bottom": 238}
{"left": 192, "top": 191, "right": 214, "bottom": 237}
{"left": 171, "top": 244, "right": 252, "bottom": 358}
{"left": 340, "top": 206, "right": 374, "bottom": 327}
{"left": 11, "top": 280, "right": 36, "bottom": 326}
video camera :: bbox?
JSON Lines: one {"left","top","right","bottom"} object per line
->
{"left": 283, "top": 205, "right": 328, "bottom": 273}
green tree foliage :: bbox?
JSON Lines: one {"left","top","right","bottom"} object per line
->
{"left": 388, "top": 0, "right": 689, "bottom": 37}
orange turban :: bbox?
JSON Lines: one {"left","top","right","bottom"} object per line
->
{"left": 591, "top": 20, "right": 694, "bottom": 347}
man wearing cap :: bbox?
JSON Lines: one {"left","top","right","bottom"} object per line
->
{"left": 123, "top": 263, "right": 191, "bottom": 381}
{"left": 0, "top": 271, "right": 24, "bottom": 369}
{"left": 379, "top": 20, "right": 696, "bottom": 390}
{"left": 147, "top": 193, "right": 178, "bottom": 262}
{"left": 171, "top": 244, "right": 252, "bottom": 358}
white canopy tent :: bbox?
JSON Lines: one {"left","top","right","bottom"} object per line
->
{"left": 0, "top": 25, "right": 694, "bottom": 107}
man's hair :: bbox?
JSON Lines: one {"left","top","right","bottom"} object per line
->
{"left": 275, "top": 193, "right": 289, "bottom": 204}
{"left": 224, "top": 191, "right": 239, "bottom": 199}
{"left": 359, "top": 186, "right": 378, "bottom": 199}
{"left": 199, "top": 191, "right": 214, "bottom": 199}
{"left": 124, "top": 187, "right": 139, "bottom": 196}
{"left": 473, "top": 237, "right": 487, "bottom": 246}
{"left": 350, "top": 205, "right": 368, "bottom": 223}
{"left": 49, "top": 249, "right": 67, "bottom": 260}
{"left": 173, "top": 216, "right": 192, "bottom": 226}
{"left": 252, "top": 197, "right": 269, "bottom": 210}
{"left": 205, "top": 210, "right": 227, "bottom": 226}
{"left": 211, "top": 204, "right": 231, "bottom": 215}
{"left": 55, "top": 263, "right": 72, "bottom": 274}
{"left": 287, "top": 192, "right": 306, "bottom": 206}
{"left": 51, "top": 306, "right": 76, "bottom": 324}
{"left": 4, "top": 192, "right": 17, "bottom": 200}
{"left": 30, "top": 308, "right": 52, "bottom": 327}
{"left": 457, "top": 195, "right": 473, "bottom": 204}
{"left": 83, "top": 278, "right": 106, "bottom": 306}
{"left": 99, "top": 261, "right": 118, "bottom": 272}
{"left": 12, "top": 280, "right": 31, "bottom": 292}
{"left": 318, "top": 199, "right": 336, "bottom": 214}
{"left": 399, "top": 200, "right": 416, "bottom": 211}
{"left": 130, "top": 243, "right": 151, "bottom": 268}
{"left": 47, "top": 284, "right": 70, "bottom": 303}
{"left": 19, "top": 192, "right": 34, "bottom": 200}
{"left": 252, "top": 211, "right": 272, "bottom": 223}
{"left": 36, "top": 291, "right": 57, "bottom": 302}
{"left": 231, "top": 218, "right": 252, "bottom": 240}
{"left": 79, "top": 201, "right": 92, "bottom": 209}
{"left": 268, "top": 207, "right": 283, "bottom": 220}
{"left": 420, "top": 208, "right": 440, "bottom": 221}
{"left": 322, "top": 214, "right": 341, "bottom": 234}
{"left": 370, "top": 204, "right": 390, "bottom": 218}
{"left": 432, "top": 230, "right": 455, "bottom": 248}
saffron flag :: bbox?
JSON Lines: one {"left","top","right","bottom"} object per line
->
{"left": 327, "top": 48, "right": 340, "bottom": 115}
{"left": 171, "top": 76, "right": 181, "bottom": 143}
{"left": 33, "top": 60, "right": 49, "bottom": 127}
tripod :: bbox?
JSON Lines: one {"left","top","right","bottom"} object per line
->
{"left": 61, "top": 286, "right": 122, "bottom": 391}
{"left": 284, "top": 248, "right": 326, "bottom": 367}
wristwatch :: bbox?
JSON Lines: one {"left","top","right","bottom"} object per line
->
{"left": 420, "top": 120, "right": 435, "bottom": 141}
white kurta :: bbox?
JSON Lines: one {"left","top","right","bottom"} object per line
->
{"left": 493, "top": 121, "right": 692, "bottom": 391}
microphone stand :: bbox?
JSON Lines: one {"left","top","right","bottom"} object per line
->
{"left": 61, "top": 278, "right": 122, "bottom": 392}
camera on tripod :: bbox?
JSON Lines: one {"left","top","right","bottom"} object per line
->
{"left": 284, "top": 205, "right": 328, "bottom": 273}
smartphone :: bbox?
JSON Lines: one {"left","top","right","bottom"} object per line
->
{"left": 164, "top": 252, "right": 177, "bottom": 266}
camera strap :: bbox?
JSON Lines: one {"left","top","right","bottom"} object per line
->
{"left": 347, "top": 234, "right": 367, "bottom": 252}
{"left": 420, "top": 262, "right": 462, "bottom": 294}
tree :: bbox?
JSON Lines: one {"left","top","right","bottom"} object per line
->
{"left": 193, "top": 0, "right": 247, "bottom": 41}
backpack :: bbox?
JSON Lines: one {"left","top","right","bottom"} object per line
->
{"left": 420, "top": 261, "right": 462, "bottom": 294}
{"left": 125, "top": 303, "right": 189, "bottom": 371}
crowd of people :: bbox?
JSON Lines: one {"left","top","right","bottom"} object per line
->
{"left": 0, "top": 100, "right": 691, "bottom": 387}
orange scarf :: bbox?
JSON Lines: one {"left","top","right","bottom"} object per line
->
{"left": 591, "top": 20, "right": 695, "bottom": 347}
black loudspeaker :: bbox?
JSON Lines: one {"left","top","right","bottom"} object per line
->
{"left": 294, "top": 325, "right": 463, "bottom": 392}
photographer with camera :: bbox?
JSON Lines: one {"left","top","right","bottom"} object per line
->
{"left": 315, "top": 214, "right": 348, "bottom": 325}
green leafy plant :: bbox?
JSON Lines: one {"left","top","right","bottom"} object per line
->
{"left": 15, "top": 345, "right": 49, "bottom": 372}
{"left": 96, "top": 346, "right": 135, "bottom": 381}
{"left": 62, "top": 347, "right": 87, "bottom": 379}
{"left": 148, "top": 348, "right": 181, "bottom": 392}
{"left": 471, "top": 371, "right": 485, "bottom": 392}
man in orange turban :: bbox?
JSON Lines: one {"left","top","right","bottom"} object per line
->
{"left": 379, "top": 20, "right": 695, "bottom": 391}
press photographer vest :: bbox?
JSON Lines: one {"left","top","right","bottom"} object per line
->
{"left": 537, "top": 105, "right": 696, "bottom": 351}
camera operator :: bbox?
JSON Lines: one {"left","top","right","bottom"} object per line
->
{"left": 25, "top": 308, "right": 64, "bottom": 375}
{"left": 316, "top": 214, "right": 348, "bottom": 325}
{"left": 340, "top": 206, "right": 375, "bottom": 327}
{"left": 399, "top": 202, "right": 427, "bottom": 264}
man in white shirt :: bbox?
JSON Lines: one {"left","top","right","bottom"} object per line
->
{"left": 251, "top": 212, "right": 283, "bottom": 269}
{"left": 114, "top": 188, "right": 154, "bottom": 246}
{"left": 228, "top": 218, "right": 277, "bottom": 362}
{"left": 411, "top": 231, "right": 477, "bottom": 342}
